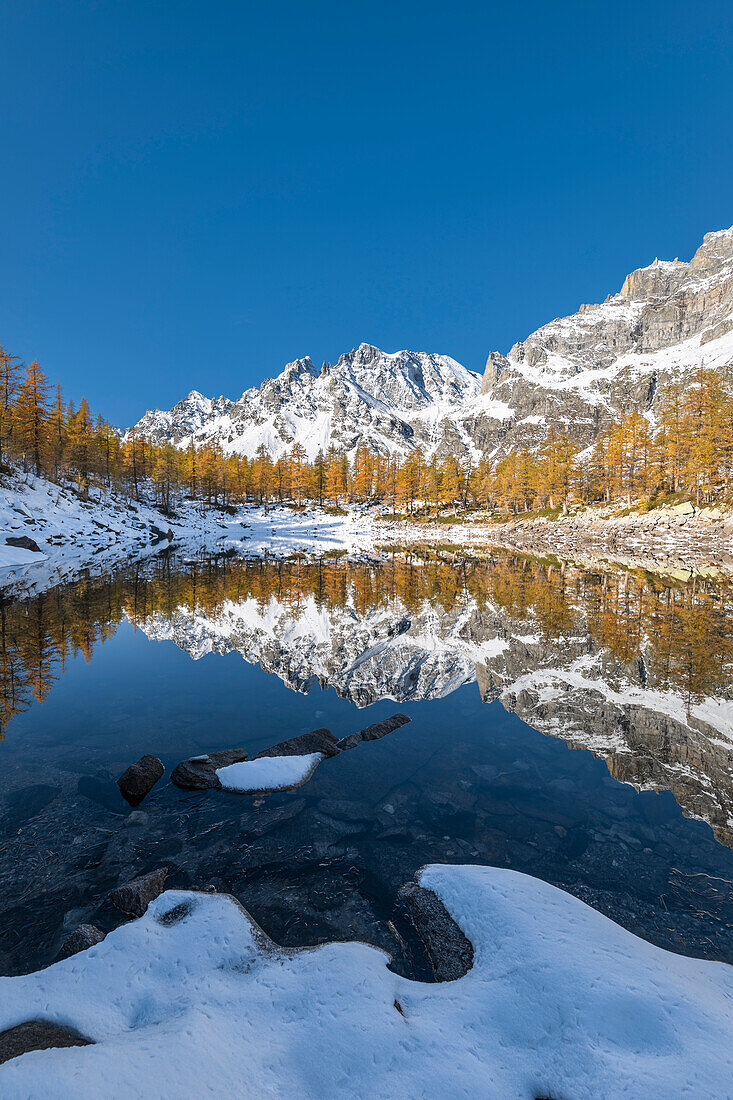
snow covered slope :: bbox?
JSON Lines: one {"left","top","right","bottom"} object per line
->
{"left": 0, "top": 468, "right": 248, "bottom": 595}
{"left": 128, "top": 344, "right": 482, "bottom": 462}
{"left": 1, "top": 867, "right": 730, "bottom": 1098}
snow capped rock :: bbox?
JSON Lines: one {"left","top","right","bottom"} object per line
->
{"left": 127, "top": 345, "right": 482, "bottom": 462}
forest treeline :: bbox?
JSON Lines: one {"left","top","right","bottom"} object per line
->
{"left": 1, "top": 550, "right": 730, "bottom": 735}
{"left": 2, "top": 346, "right": 733, "bottom": 514}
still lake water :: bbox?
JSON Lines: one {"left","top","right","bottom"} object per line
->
{"left": 1, "top": 547, "right": 732, "bottom": 976}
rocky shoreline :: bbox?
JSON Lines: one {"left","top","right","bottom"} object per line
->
{"left": 377, "top": 503, "right": 733, "bottom": 575}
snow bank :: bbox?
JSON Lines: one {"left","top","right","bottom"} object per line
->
{"left": 216, "top": 752, "right": 324, "bottom": 792}
{"left": 0, "top": 866, "right": 730, "bottom": 1098}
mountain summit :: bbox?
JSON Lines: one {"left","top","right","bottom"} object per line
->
{"left": 129, "top": 227, "right": 733, "bottom": 461}
{"left": 128, "top": 345, "right": 482, "bottom": 461}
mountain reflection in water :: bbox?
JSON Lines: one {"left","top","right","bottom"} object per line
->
{"left": 1, "top": 547, "right": 732, "bottom": 846}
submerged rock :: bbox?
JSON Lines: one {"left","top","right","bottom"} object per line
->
{"left": 337, "top": 713, "right": 410, "bottom": 751}
{"left": 109, "top": 868, "right": 168, "bottom": 917}
{"left": 5, "top": 535, "right": 42, "bottom": 553}
{"left": 171, "top": 748, "right": 249, "bottom": 790}
{"left": 59, "top": 924, "right": 106, "bottom": 959}
{"left": 399, "top": 880, "right": 474, "bottom": 982}
{"left": 117, "top": 754, "right": 164, "bottom": 806}
{"left": 0, "top": 1020, "right": 93, "bottom": 1065}
{"left": 254, "top": 728, "right": 340, "bottom": 760}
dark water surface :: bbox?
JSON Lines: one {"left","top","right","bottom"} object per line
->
{"left": 1, "top": 549, "right": 732, "bottom": 976}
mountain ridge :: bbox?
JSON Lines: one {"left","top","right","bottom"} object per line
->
{"left": 128, "top": 226, "right": 733, "bottom": 462}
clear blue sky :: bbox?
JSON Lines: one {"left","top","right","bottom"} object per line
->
{"left": 1, "top": 1, "right": 731, "bottom": 425}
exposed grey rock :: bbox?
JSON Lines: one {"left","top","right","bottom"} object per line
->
{"left": 399, "top": 880, "right": 474, "bottom": 981}
{"left": 337, "top": 713, "right": 410, "bottom": 751}
{"left": 6, "top": 535, "right": 41, "bottom": 553}
{"left": 171, "top": 748, "right": 249, "bottom": 790}
{"left": 116, "top": 754, "right": 164, "bottom": 806}
{"left": 109, "top": 867, "right": 168, "bottom": 917}
{"left": 254, "top": 727, "right": 340, "bottom": 760}
{"left": 59, "top": 924, "right": 106, "bottom": 958}
{"left": 0, "top": 1020, "right": 93, "bottom": 1065}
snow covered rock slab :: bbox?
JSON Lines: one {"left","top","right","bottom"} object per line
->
{"left": 1, "top": 871, "right": 732, "bottom": 1097}
{"left": 170, "top": 747, "right": 249, "bottom": 790}
{"left": 216, "top": 752, "right": 324, "bottom": 793}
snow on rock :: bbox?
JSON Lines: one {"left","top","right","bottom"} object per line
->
{"left": 216, "top": 751, "right": 324, "bottom": 793}
{"left": 0, "top": 866, "right": 731, "bottom": 1097}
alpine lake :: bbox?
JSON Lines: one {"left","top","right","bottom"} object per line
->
{"left": 1, "top": 545, "right": 732, "bottom": 979}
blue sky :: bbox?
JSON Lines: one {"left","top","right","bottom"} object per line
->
{"left": 1, "top": 1, "right": 731, "bottom": 425}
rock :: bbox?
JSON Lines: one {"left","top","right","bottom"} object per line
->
{"left": 387, "top": 617, "right": 411, "bottom": 637}
{"left": 671, "top": 501, "right": 695, "bottom": 516}
{"left": 337, "top": 713, "right": 410, "bottom": 751}
{"left": 171, "top": 748, "right": 249, "bottom": 790}
{"left": 0, "top": 1020, "right": 93, "bottom": 1065}
{"left": 116, "top": 754, "right": 164, "bottom": 806}
{"left": 5, "top": 535, "right": 42, "bottom": 553}
{"left": 254, "top": 728, "right": 340, "bottom": 760}
{"left": 400, "top": 881, "right": 474, "bottom": 982}
{"left": 124, "top": 810, "right": 149, "bottom": 827}
{"left": 109, "top": 868, "right": 168, "bottom": 917}
{"left": 59, "top": 924, "right": 105, "bottom": 958}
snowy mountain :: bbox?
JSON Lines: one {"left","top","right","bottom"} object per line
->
{"left": 128, "top": 226, "right": 733, "bottom": 461}
{"left": 473, "top": 225, "right": 733, "bottom": 453}
{"left": 129, "top": 345, "right": 483, "bottom": 462}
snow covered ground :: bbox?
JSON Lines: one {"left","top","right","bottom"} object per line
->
{"left": 0, "top": 469, "right": 383, "bottom": 598}
{"left": 0, "top": 865, "right": 730, "bottom": 1097}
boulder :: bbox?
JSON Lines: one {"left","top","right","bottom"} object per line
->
{"left": 109, "top": 867, "right": 168, "bottom": 917}
{"left": 171, "top": 748, "right": 249, "bottom": 790}
{"left": 117, "top": 754, "right": 164, "bottom": 806}
{"left": 59, "top": 924, "right": 106, "bottom": 958}
{"left": 337, "top": 713, "right": 410, "bottom": 751}
{"left": 0, "top": 1021, "right": 93, "bottom": 1065}
{"left": 5, "top": 535, "right": 41, "bottom": 553}
{"left": 254, "top": 728, "right": 340, "bottom": 760}
{"left": 399, "top": 880, "right": 474, "bottom": 982}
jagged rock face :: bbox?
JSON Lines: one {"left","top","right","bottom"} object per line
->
{"left": 127, "top": 345, "right": 482, "bottom": 462}
{"left": 477, "top": 225, "right": 733, "bottom": 453}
